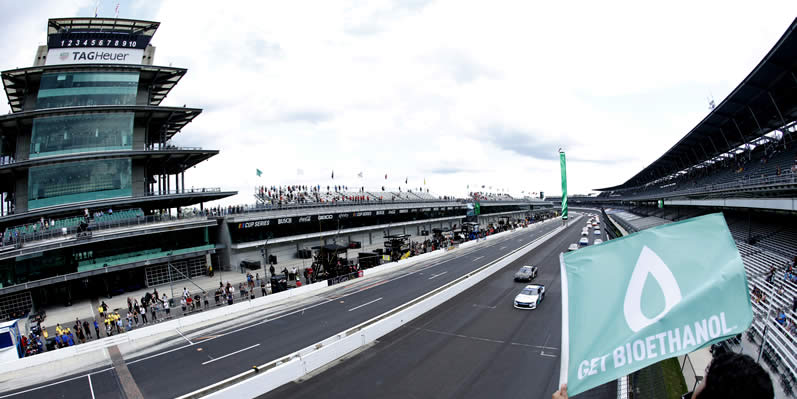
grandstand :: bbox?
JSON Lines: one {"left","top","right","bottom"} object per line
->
{"left": 2, "top": 208, "right": 146, "bottom": 245}
{"left": 253, "top": 185, "right": 456, "bottom": 206}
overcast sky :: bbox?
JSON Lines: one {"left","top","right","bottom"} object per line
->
{"left": 2, "top": 1, "right": 796, "bottom": 205}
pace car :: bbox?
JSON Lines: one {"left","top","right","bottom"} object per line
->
{"left": 514, "top": 265, "right": 538, "bottom": 282}
{"left": 514, "top": 284, "right": 546, "bottom": 310}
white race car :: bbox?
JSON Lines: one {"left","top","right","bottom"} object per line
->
{"left": 514, "top": 284, "right": 546, "bottom": 310}
{"left": 568, "top": 243, "right": 579, "bottom": 251}
{"left": 594, "top": 230, "right": 601, "bottom": 236}
{"left": 593, "top": 238, "right": 603, "bottom": 245}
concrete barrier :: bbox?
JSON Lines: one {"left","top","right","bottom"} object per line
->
{"left": 0, "top": 218, "right": 558, "bottom": 374}
{"left": 184, "top": 216, "right": 575, "bottom": 399}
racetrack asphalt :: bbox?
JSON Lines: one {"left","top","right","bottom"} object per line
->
{"left": 0, "top": 218, "right": 569, "bottom": 399}
{"left": 262, "top": 212, "right": 615, "bottom": 399}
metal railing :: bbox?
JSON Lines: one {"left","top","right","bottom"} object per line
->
{"left": 2, "top": 213, "right": 211, "bottom": 247}
{"left": 152, "top": 146, "right": 203, "bottom": 151}
{"left": 620, "top": 173, "right": 797, "bottom": 200}
{"left": 232, "top": 195, "right": 549, "bottom": 216}
{"left": 146, "top": 187, "right": 222, "bottom": 196}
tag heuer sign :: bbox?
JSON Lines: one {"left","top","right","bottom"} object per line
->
{"left": 45, "top": 47, "right": 144, "bottom": 66}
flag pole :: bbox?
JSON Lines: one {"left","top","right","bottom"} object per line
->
{"left": 559, "top": 252, "right": 570, "bottom": 387}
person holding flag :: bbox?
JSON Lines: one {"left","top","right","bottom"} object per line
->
{"left": 556, "top": 213, "right": 771, "bottom": 397}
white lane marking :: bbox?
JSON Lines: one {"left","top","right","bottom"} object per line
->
{"left": 201, "top": 343, "right": 261, "bottom": 365}
{"left": 176, "top": 328, "right": 193, "bottom": 344}
{"left": 509, "top": 342, "right": 560, "bottom": 350}
{"left": 499, "top": 246, "right": 507, "bottom": 250}
{"left": 87, "top": 375, "right": 95, "bottom": 399}
{"left": 0, "top": 367, "right": 113, "bottom": 399}
{"left": 348, "top": 297, "right": 383, "bottom": 312}
{"left": 472, "top": 304, "right": 496, "bottom": 309}
{"left": 472, "top": 256, "right": 484, "bottom": 262}
{"left": 428, "top": 271, "right": 448, "bottom": 280}
{"left": 540, "top": 352, "right": 558, "bottom": 358}
{"left": 413, "top": 327, "right": 560, "bottom": 352}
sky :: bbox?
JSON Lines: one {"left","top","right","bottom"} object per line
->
{"left": 1, "top": 0, "right": 796, "bottom": 206}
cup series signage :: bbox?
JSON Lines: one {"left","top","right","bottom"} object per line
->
{"left": 45, "top": 47, "right": 144, "bottom": 66}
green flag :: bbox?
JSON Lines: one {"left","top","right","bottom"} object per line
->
{"left": 474, "top": 202, "right": 481, "bottom": 216}
{"left": 658, "top": 199, "right": 664, "bottom": 209}
{"left": 560, "top": 151, "right": 568, "bottom": 220}
{"left": 559, "top": 213, "right": 752, "bottom": 395}
{"left": 256, "top": 169, "right": 262, "bottom": 177}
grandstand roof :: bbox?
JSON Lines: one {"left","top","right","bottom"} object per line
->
{"left": 2, "top": 64, "right": 186, "bottom": 113}
{"left": 0, "top": 148, "right": 218, "bottom": 182}
{"left": 0, "top": 105, "right": 201, "bottom": 143}
{"left": 47, "top": 17, "right": 159, "bottom": 36}
{"left": 598, "top": 17, "right": 797, "bottom": 191}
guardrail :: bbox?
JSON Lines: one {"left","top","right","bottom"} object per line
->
{"left": 178, "top": 217, "right": 571, "bottom": 398}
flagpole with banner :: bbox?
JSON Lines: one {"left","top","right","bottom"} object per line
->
{"left": 558, "top": 213, "right": 753, "bottom": 395}
{"left": 559, "top": 149, "right": 568, "bottom": 224}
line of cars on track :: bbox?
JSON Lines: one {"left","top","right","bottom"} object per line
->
{"left": 512, "top": 213, "right": 604, "bottom": 310}
{"left": 570, "top": 213, "right": 602, "bottom": 251}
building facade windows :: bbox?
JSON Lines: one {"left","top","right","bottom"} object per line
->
{"left": 28, "top": 158, "right": 132, "bottom": 209}
{"left": 35, "top": 71, "right": 139, "bottom": 109}
{"left": 0, "top": 228, "right": 210, "bottom": 288}
{"left": 30, "top": 112, "right": 134, "bottom": 158}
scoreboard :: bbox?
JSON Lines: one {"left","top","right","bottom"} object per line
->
{"left": 48, "top": 32, "right": 151, "bottom": 49}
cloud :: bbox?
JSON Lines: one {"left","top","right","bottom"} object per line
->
{"left": 427, "top": 166, "right": 477, "bottom": 175}
{"left": 344, "top": 0, "right": 434, "bottom": 36}
{"left": 3, "top": 0, "right": 797, "bottom": 205}
{"left": 274, "top": 109, "right": 333, "bottom": 124}
{"left": 486, "top": 125, "right": 560, "bottom": 161}
{"left": 422, "top": 48, "right": 498, "bottom": 84}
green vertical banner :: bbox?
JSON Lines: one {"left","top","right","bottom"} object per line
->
{"left": 560, "top": 151, "right": 568, "bottom": 220}
{"left": 558, "top": 214, "right": 753, "bottom": 395}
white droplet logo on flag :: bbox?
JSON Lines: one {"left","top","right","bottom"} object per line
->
{"left": 623, "top": 246, "right": 683, "bottom": 332}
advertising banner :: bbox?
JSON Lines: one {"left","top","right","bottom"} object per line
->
{"left": 45, "top": 47, "right": 144, "bottom": 65}
{"left": 559, "top": 213, "right": 752, "bottom": 395}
